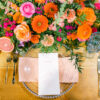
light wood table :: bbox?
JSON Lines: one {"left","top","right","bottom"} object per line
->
{"left": 0, "top": 52, "right": 100, "bottom": 100}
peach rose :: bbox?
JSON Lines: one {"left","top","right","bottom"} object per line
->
{"left": 41, "top": 34, "right": 54, "bottom": 47}
{"left": 14, "top": 22, "right": 31, "bottom": 42}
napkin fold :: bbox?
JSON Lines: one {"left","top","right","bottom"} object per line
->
{"left": 19, "top": 57, "right": 78, "bottom": 83}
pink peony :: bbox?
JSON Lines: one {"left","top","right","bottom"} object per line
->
{"left": 20, "top": 2, "right": 35, "bottom": 18}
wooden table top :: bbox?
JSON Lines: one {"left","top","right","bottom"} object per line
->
{"left": 0, "top": 51, "right": 100, "bottom": 100}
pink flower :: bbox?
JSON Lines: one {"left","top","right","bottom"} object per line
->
{"left": 4, "top": 18, "right": 10, "bottom": 21}
{"left": 92, "top": 27, "right": 97, "bottom": 33}
{"left": 41, "top": 35, "right": 54, "bottom": 47}
{"left": 20, "top": 2, "right": 35, "bottom": 18}
{"left": 49, "top": 22, "right": 57, "bottom": 31}
{"left": 3, "top": 23, "right": 8, "bottom": 29}
{"left": 94, "top": 3, "right": 100, "bottom": 10}
{"left": 0, "top": 24, "right": 2, "bottom": 28}
{"left": 35, "top": 7, "right": 43, "bottom": 14}
{"left": 65, "top": 25, "right": 75, "bottom": 30}
{"left": 9, "top": 33, "right": 13, "bottom": 36}
{"left": 58, "top": 29, "right": 62, "bottom": 32}
{"left": 5, "top": 32, "right": 9, "bottom": 37}
{"left": 5, "top": 32, "right": 13, "bottom": 37}
{"left": 57, "top": 36, "right": 62, "bottom": 42}
{"left": 78, "top": 38, "right": 87, "bottom": 42}
{"left": 11, "top": 25, "right": 16, "bottom": 30}
{"left": 58, "top": 22, "right": 64, "bottom": 27}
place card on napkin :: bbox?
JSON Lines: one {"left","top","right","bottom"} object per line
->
{"left": 38, "top": 53, "right": 60, "bottom": 95}
{"left": 19, "top": 57, "right": 38, "bottom": 82}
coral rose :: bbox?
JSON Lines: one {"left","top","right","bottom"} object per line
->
{"left": 20, "top": 2, "right": 35, "bottom": 18}
{"left": 77, "top": 24, "right": 92, "bottom": 40}
{"left": 41, "top": 34, "right": 54, "bottom": 47}
{"left": 31, "top": 35, "right": 40, "bottom": 44}
{"left": 13, "top": 12, "right": 24, "bottom": 23}
{"left": 14, "top": 22, "right": 31, "bottom": 42}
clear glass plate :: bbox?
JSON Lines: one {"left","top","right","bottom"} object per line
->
{"left": 22, "top": 46, "right": 74, "bottom": 99}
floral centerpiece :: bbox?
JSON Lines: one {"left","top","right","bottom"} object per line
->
{"left": 0, "top": 0, "right": 100, "bottom": 72}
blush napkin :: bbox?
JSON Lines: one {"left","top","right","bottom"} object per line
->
{"left": 19, "top": 57, "right": 78, "bottom": 83}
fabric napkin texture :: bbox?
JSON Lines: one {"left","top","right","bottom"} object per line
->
{"left": 19, "top": 57, "right": 38, "bottom": 82}
{"left": 19, "top": 57, "right": 78, "bottom": 83}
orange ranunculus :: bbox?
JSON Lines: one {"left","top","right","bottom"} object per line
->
{"left": 13, "top": 12, "right": 24, "bottom": 23}
{"left": 30, "top": 35, "right": 40, "bottom": 44}
{"left": 67, "top": 32, "right": 77, "bottom": 40}
{"left": 77, "top": 7, "right": 96, "bottom": 26}
{"left": 14, "top": 22, "right": 31, "bottom": 42}
{"left": 31, "top": 15, "right": 48, "bottom": 33}
{"left": 35, "top": 0, "right": 45, "bottom": 4}
{"left": 77, "top": 24, "right": 92, "bottom": 40}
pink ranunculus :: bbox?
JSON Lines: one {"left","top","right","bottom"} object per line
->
{"left": 94, "top": 3, "right": 100, "bottom": 10}
{"left": 20, "top": 2, "right": 35, "bottom": 18}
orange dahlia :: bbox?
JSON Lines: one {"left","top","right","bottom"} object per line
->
{"left": 31, "top": 15, "right": 48, "bottom": 33}
{"left": 77, "top": 7, "right": 96, "bottom": 26}
{"left": 44, "top": 3, "right": 58, "bottom": 19}
{"left": 77, "top": 24, "right": 92, "bottom": 40}
{"left": 35, "top": 0, "right": 45, "bottom": 4}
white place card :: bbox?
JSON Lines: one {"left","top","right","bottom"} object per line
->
{"left": 38, "top": 53, "right": 60, "bottom": 95}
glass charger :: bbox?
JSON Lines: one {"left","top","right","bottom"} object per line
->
{"left": 22, "top": 46, "right": 74, "bottom": 99}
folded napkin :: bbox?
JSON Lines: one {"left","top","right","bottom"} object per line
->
{"left": 19, "top": 57, "right": 78, "bottom": 83}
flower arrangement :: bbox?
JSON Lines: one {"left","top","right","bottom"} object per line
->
{"left": 0, "top": 0, "right": 100, "bottom": 72}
